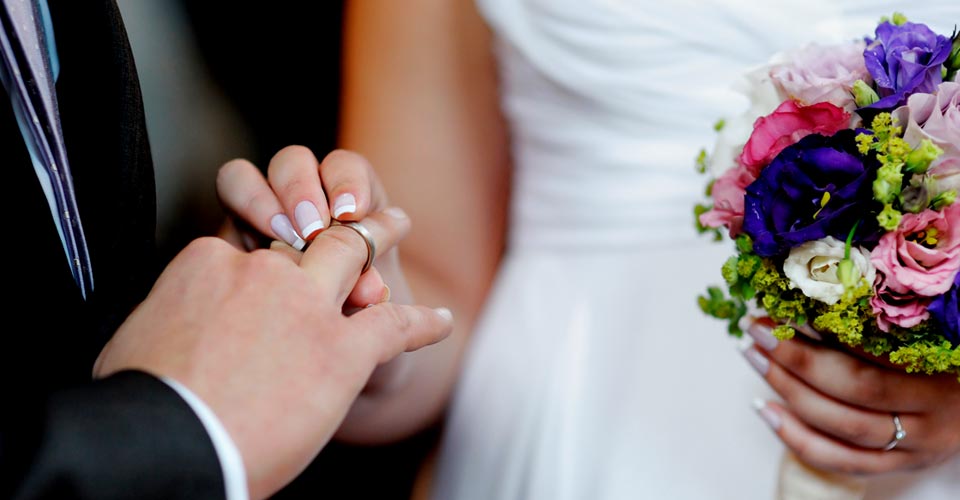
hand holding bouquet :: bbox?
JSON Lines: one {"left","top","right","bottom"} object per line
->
{"left": 696, "top": 14, "right": 959, "bottom": 499}
{"left": 697, "top": 13, "right": 960, "bottom": 377}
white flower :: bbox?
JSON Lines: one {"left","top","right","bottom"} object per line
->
{"left": 708, "top": 62, "right": 784, "bottom": 176}
{"left": 783, "top": 237, "right": 876, "bottom": 305}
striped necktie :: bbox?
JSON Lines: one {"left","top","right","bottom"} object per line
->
{"left": 0, "top": 0, "right": 93, "bottom": 298}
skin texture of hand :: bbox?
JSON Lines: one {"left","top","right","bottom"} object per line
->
{"left": 215, "top": 145, "right": 449, "bottom": 442}
{"left": 93, "top": 208, "right": 454, "bottom": 499}
{"left": 742, "top": 317, "right": 960, "bottom": 475}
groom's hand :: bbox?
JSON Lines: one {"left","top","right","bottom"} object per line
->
{"left": 93, "top": 209, "right": 453, "bottom": 499}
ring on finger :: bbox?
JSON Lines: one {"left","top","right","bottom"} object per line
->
{"left": 882, "top": 413, "right": 907, "bottom": 451}
{"left": 331, "top": 220, "right": 376, "bottom": 274}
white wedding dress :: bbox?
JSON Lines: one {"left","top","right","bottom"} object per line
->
{"left": 431, "top": 1, "right": 960, "bottom": 499}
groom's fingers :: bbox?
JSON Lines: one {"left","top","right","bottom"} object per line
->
{"left": 300, "top": 208, "right": 411, "bottom": 304}
{"left": 268, "top": 146, "right": 331, "bottom": 241}
{"left": 348, "top": 302, "right": 454, "bottom": 364}
{"left": 756, "top": 401, "right": 915, "bottom": 475}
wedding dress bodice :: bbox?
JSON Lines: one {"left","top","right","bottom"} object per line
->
{"left": 480, "top": 0, "right": 957, "bottom": 250}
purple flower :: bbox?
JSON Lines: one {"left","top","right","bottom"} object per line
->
{"left": 743, "top": 130, "right": 879, "bottom": 257}
{"left": 863, "top": 21, "right": 952, "bottom": 111}
{"left": 929, "top": 272, "right": 960, "bottom": 346}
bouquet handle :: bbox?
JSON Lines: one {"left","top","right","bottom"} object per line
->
{"left": 776, "top": 452, "right": 867, "bottom": 500}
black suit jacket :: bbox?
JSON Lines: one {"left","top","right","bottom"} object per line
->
{"left": 0, "top": 1, "right": 225, "bottom": 498}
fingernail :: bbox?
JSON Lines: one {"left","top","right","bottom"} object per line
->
{"left": 747, "top": 321, "right": 779, "bottom": 351}
{"left": 753, "top": 398, "right": 782, "bottom": 430}
{"left": 333, "top": 193, "right": 357, "bottom": 218}
{"left": 383, "top": 206, "right": 409, "bottom": 220}
{"left": 270, "top": 214, "right": 306, "bottom": 251}
{"left": 741, "top": 345, "right": 770, "bottom": 376}
{"left": 294, "top": 201, "right": 325, "bottom": 240}
{"left": 380, "top": 285, "right": 391, "bottom": 303}
{"left": 434, "top": 307, "right": 453, "bottom": 321}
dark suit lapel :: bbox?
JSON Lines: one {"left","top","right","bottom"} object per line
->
{"left": 49, "top": 0, "right": 158, "bottom": 347}
{"left": 0, "top": 0, "right": 158, "bottom": 389}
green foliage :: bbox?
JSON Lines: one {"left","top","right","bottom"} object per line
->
{"left": 699, "top": 243, "right": 960, "bottom": 377}
{"left": 695, "top": 148, "right": 709, "bottom": 174}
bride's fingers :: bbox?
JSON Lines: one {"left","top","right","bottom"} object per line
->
{"left": 744, "top": 320, "right": 940, "bottom": 413}
{"left": 753, "top": 400, "right": 918, "bottom": 475}
{"left": 319, "top": 149, "right": 381, "bottom": 221}
{"left": 268, "top": 146, "right": 331, "bottom": 242}
{"left": 217, "top": 159, "right": 303, "bottom": 247}
{"left": 743, "top": 343, "right": 926, "bottom": 450}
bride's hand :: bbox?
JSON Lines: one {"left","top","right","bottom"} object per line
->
{"left": 215, "top": 147, "right": 410, "bottom": 308}
{"left": 741, "top": 317, "right": 960, "bottom": 475}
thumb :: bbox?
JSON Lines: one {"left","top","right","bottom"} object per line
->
{"left": 347, "top": 303, "right": 454, "bottom": 364}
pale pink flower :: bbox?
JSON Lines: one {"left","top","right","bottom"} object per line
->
{"left": 770, "top": 42, "right": 872, "bottom": 113}
{"left": 871, "top": 275, "right": 932, "bottom": 332}
{"left": 871, "top": 203, "right": 960, "bottom": 297}
{"left": 892, "top": 81, "right": 960, "bottom": 172}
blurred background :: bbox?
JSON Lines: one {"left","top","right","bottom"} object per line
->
{"left": 115, "top": 1, "right": 436, "bottom": 498}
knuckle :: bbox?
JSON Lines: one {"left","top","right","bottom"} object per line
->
{"left": 781, "top": 345, "right": 814, "bottom": 375}
{"left": 243, "top": 189, "right": 279, "bottom": 217}
{"left": 248, "top": 248, "right": 288, "bottom": 270}
{"left": 272, "top": 145, "right": 316, "bottom": 166}
{"left": 321, "top": 227, "right": 363, "bottom": 258}
{"left": 217, "top": 158, "right": 256, "bottom": 184}
{"left": 323, "top": 149, "right": 372, "bottom": 173}
{"left": 849, "top": 371, "right": 888, "bottom": 405}
{"left": 839, "top": 419, "right": 874, "bottom": 446}
{"left": 791, "top": 439, "right": 815, "bottom": 466}
{"left": 381, "top": 303, "right": 413, "bottom": 332}
{"left": 185, "top": 236, "right": 233, "bottom": 259}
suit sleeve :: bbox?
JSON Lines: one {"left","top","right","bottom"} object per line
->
{"left": 1, "top": 371, "right": 227, "bottom": 500}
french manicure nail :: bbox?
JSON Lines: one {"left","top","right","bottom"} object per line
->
{"left": 741, "top": 345, "right": 770, "bottom": 376}
{"left": 383, "top": 207, "right": 408, "bottom": 220}
{"left": 435, "top": 307, "right": 453, "bottom": 321}
{"left": 380, "top": 285, "right": 392, "bottom": 303}
{"left": 747, "top": 321, "right": 779, "bottom": 351}
{"left": 294, "top": 201, "right": 325, "bottom": 240}
{"left": 753, "top": 398, "right": 782, "bottom": 430}
{"left": 270, "top": 214, "right": 306, "bottom": 251}
{"left": 333, "top": 193, "right": 357, "bottom": 218}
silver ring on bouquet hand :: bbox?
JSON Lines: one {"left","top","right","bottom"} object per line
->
{"left": 333, "top": 220, "right": 376, "bottom": 274}
{"left": 883, "top": 414, "right": 907, "bottom": 451}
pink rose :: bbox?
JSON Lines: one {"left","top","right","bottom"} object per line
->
{"left": 892, "top": 82, "right": 960, "bottom": 170}
{"left": 871, "top": 203, "right": 960, "bottom": 297}
{"left": 870, "top": 275, "right": 931, "bottom": 332}
{"left": 770, "top": 42, "right": 872, "bottom": 113}
{"left": 738, "top": 100, "right": 850, "bottom": 176}
{"left": 699, "top": 164, "right": 755, "bottom": 237}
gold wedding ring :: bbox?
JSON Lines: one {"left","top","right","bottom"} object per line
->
{"left": 332, "top": 220, "right": 376, "bottom": 274}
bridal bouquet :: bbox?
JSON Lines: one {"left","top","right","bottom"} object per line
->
{"left": 696, "top": 13, "right": 960, "bottom": 377}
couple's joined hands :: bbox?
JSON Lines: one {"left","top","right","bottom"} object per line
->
{"left": 743, "top": 317, "right": 960, "bottom": 476}
{"left": 94, "top": 147, "right": 449, "bottom": 499}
